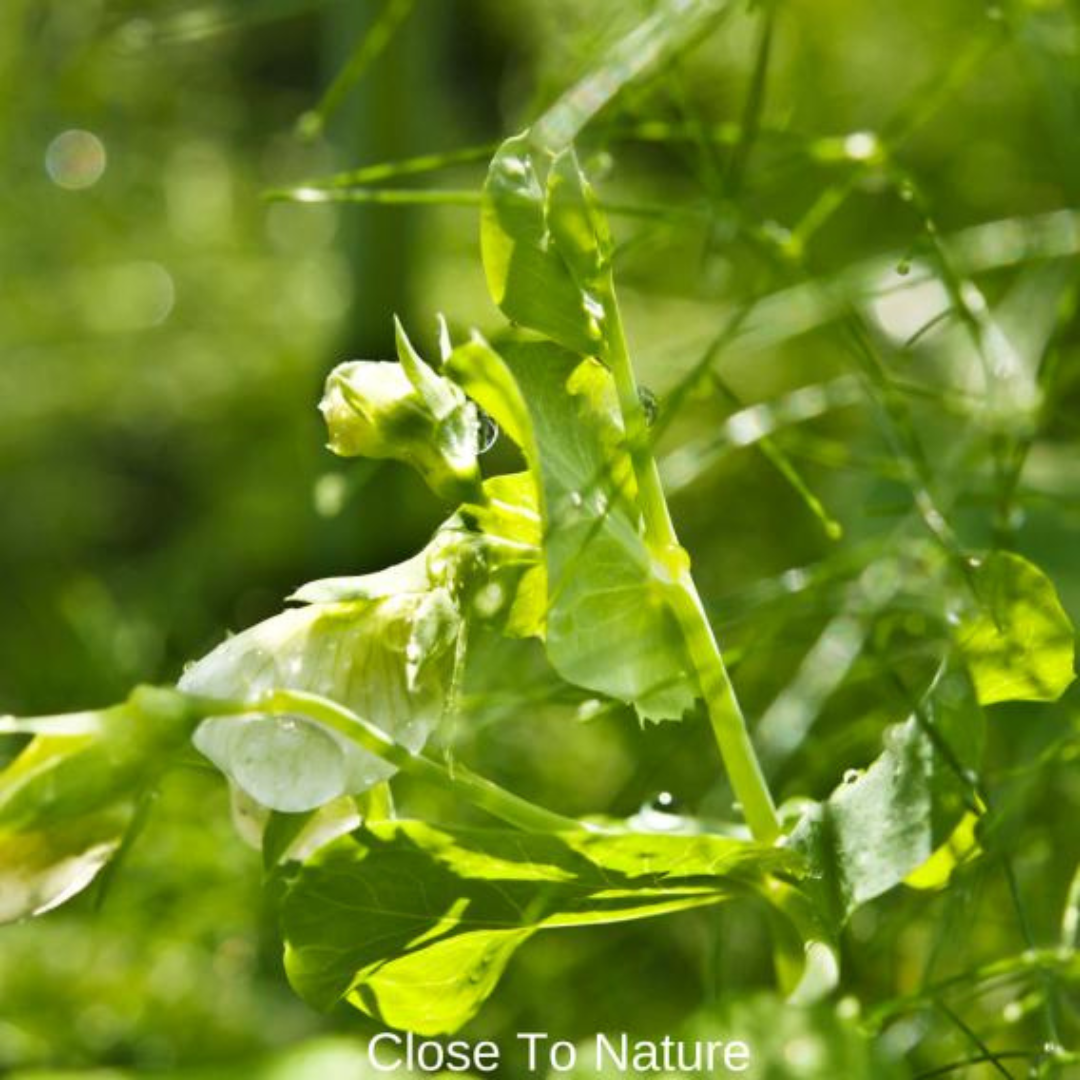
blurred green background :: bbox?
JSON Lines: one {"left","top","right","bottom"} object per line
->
{"left": 1, "top": 1, "right": 1079, "bottom": 1077}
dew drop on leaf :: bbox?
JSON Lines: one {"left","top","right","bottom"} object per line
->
{"left": 648, "top": 791, "right": 681, "bottom": 814}
{"left": 476, "top": 407, "right": 499, "bottom": 454}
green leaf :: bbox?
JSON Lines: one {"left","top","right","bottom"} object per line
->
{"left": 480, "top": 134, "right": 603, "bottom": 356}
{"left": 0, "top": 687, "right": 202, "bottom": 923}
{"left": 791, "top": 662, "right": 984, "bottom": 922}
{"left": 545, "top": 147, "right": 613, "bottom": 292}
{"left": 955, "top": 551, "right": 1075, "bottom": 705}
{"left": 281, "top": 820, "right": 800, "bottom": 1034}
{"left": 447, "top": 338, "right": 697, "bottom": 721}
{"left": 903, "top": 807, "right": 982, "bottom": 891}
{"left": 179, "top": 593, "right": 460, "bottom": 812}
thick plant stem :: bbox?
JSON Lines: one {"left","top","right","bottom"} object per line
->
{"left": 181, "top": 688, "right": 587, "bottom": 835}
{"left": 601, "top": 285, "right": 781, "bottom": 843}
{"left": 666, "top": 583, "right": 780, "bottom": 843}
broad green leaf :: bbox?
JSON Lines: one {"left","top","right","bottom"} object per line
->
{"left": 0, "top": 687, "right": 202, "bottom": 923}
{"left": 791, "top": 663, "right": 984, "bottom": 922}
{"left": 480, "top": 134, "right": 602, "bottom": 356}
{"left": 508, "top": 344, "right": 697, "bottom": 719}
{"left": 447, "top": 338, "right": 697, "bottom": 721}
{"left": 319, "top": 320, "right": 481, "bottom": 502}
{"left": 505, "top": 345, "right": 696, "bottom": 721}
{"left": 281, "top": 820, "right": 800, "bottom": 1034}
{"left": 955, "top": 551, "right": 1075, "bottom": 705}
{"left": 179, "top": 592, "right": 460, "bottom": 812}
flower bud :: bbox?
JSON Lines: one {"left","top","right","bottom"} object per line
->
{"left": 319, "top": 318, "right": 482, "bottom": 502}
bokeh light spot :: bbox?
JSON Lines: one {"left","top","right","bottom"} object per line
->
{"left": 45, "top": 130, "right": 107, "bottom": 190}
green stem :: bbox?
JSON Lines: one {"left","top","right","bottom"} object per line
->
{"left": 601, "top": 284, "right": 781, "bottom": 843}
{"left": 182, "top": 688, "right": 587, "bottom": 835}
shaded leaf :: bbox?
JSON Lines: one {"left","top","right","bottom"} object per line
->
{"left": 791, "top": 663, "right": 984, "bottom": 921}
{"left": 282, "top": 820, "right": 800, "bottom": 1034}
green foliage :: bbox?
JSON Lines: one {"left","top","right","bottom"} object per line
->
{"left": 5, "top": 0, "right": 1080, "bottom": 1075}
{"left": 956, "top": 551, "right": 1075, "bottom": 706}
{"left": 792, "top": 663, "right": 983, "bottom": 921}
{"left": 0, "top": 688, "right": 204, "bottom": 925}
{"left": 281, "top": 820, "right": 799, "bottom": 1034}
{"left": 448, "top": 336, "right": 697, "bottom": 721}
{"left": 480, "top": 136, "right": 602, "bottom": 356}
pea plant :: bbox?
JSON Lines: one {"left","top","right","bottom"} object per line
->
{"left": 2, "top": 5, "right": 1078, "bottom": 1070}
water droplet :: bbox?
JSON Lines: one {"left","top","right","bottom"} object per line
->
{"left": 631, "top": 791, "right": 689, "bottom": 833}
{"left": 781, "top": 567, "right": 808, "bottom": 593}
{"left": 648, "top": 791, "right": 681, "bottom": 814}
{"left": 569, "top": 491, "right": 584, "bottom": 509}
{"left": 638, "top": 386, "right": 659, "bottom": 427}
{"left": 576, "top": 698, "right": 604, "bottom": 721}
{"left": 896, "top": 259, "right": 911, "bottom": 276}
{"left": 582, "top": 293, "right": 605, "bottom": 320}
{"left": 842, "top": 768, "right": 861, "bottom": 785}
{"left": 475, "top": 408, "right": 499, "bottom": 454}
{"left": 842, "top": 131, "right": 881, "bottom": 163}
{"left": 473, "top": 581, "right": 505, "bottom": 618}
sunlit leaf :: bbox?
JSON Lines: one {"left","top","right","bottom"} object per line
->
{"left": 904, "top": 807, "right": 982, "bottom": 891}
{"left": 281, "top": 820, "right": 800, "bottom": 1034}
{"left": 955, "top": 551, "right": 1075, "bottom": 706}
{"left": 447, "top": 338, "right": 697, "bottom": 721}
